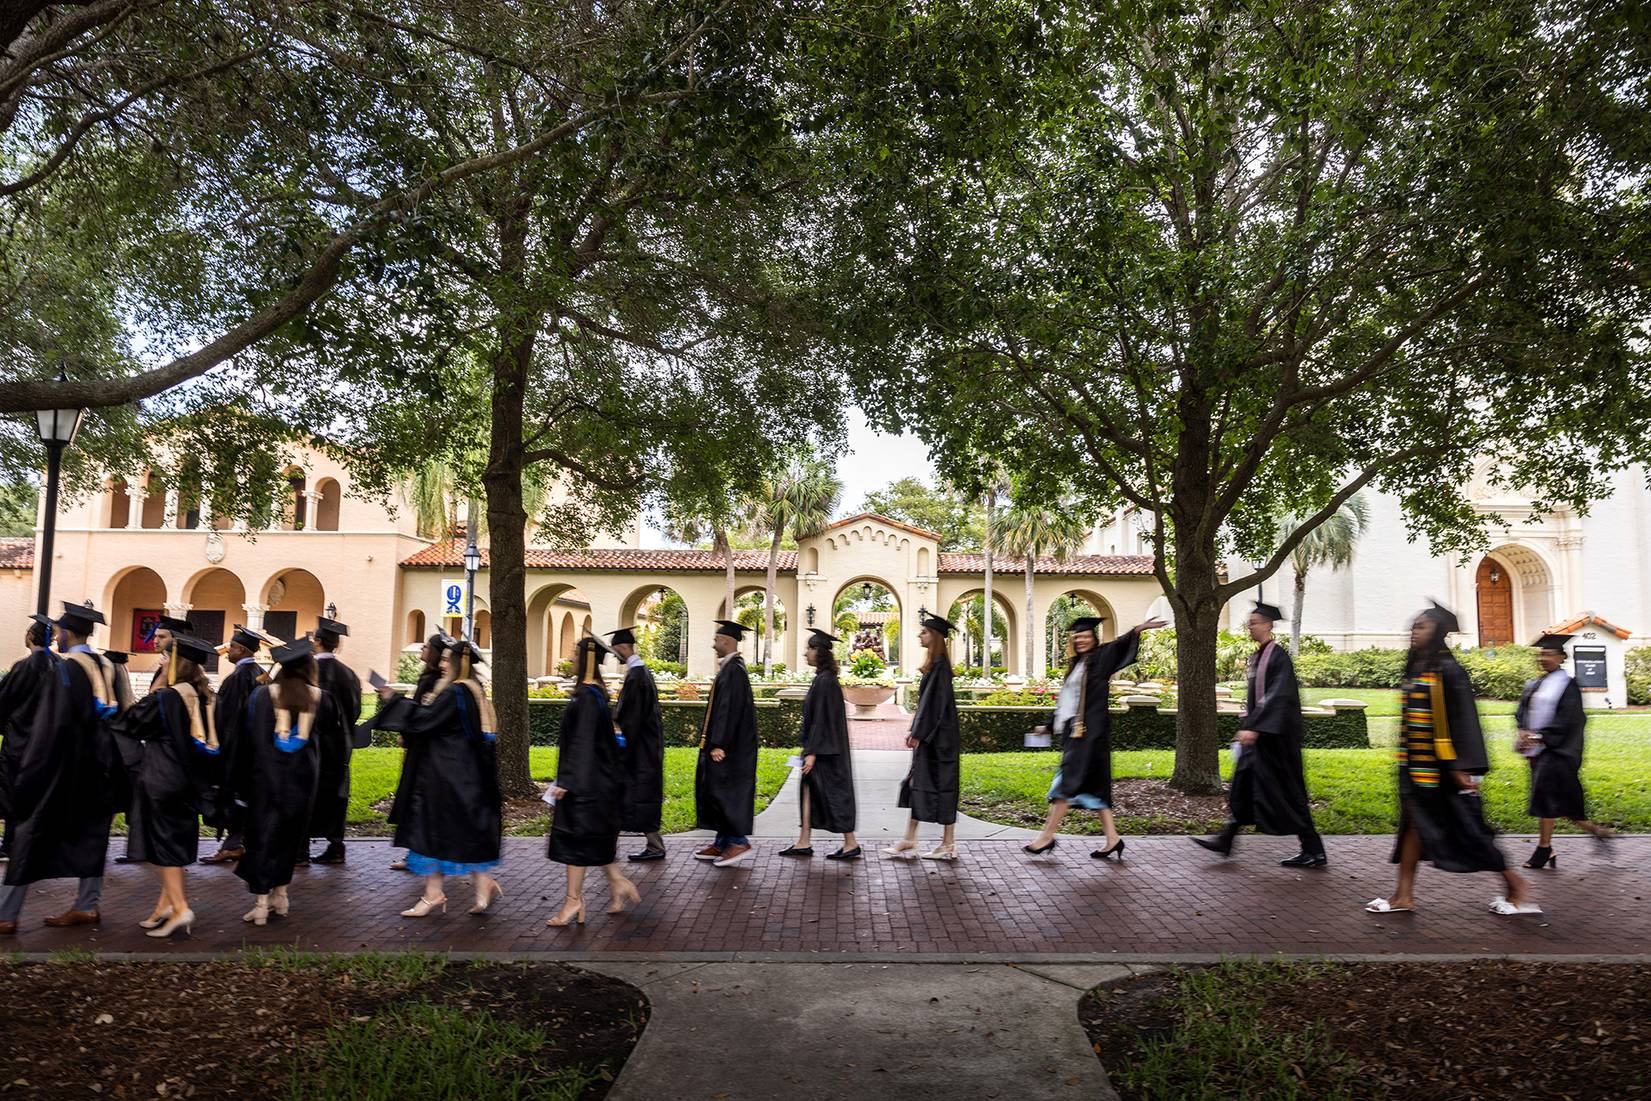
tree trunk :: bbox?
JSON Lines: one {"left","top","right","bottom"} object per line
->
{"left": 1024, "top": 561, "right": 1036, "bottom": 677}
{"left": 1291, "top": 566, "right": 1308, "bottom": 657}
{"left": 714, "top": 528, "right": 735, "bottom": 622}
{"left": 1168, "top": 558, "right": 1225, "bottom": 795}
{"left": 483, "top": 330, "right": 536, "bottom": 798}
{"left": 763, "top": 527, "right": 782, "bottom": 676}
{"left": 982, "top": 493, "right": 994, "bottom": 674}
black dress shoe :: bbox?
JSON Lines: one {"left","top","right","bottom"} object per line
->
{"left": 1191, "top": 836, "right": 1232, "bottom": 857}
{"left": 627, "top": 848, "right": 666, "bottom": 862}
{"left": 310, "top": 842, "right": 346, "bottom": 865}
{"left": 1022, "top": 838, "right": 1058, "bottom": 855}
{"left": 778, "top": 845, "right": 814, "bottom": 857}
{"left": 1279, "top": 852, "right": 1328, "bottom": 868}
{"left": 1090, "top": 839, "right": 1126, "bottom": 860}
{"left": 825, "top": 847, "right": 862, "bottom": 861}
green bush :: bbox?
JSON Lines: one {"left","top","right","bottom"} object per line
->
{"left": 1293, "top": 647, "right": 1406, "bottom": 689}
{"left": 1627, "top": 646, "right": 1651, "bottom": 706}
{"left": 1133, "top": 629, "right": 1253, "bottom": 683}
{"left": 954, "top": 703, "right": 1368, "bottom": 752}
{"left": 957, "top": 665, "right": 1008, "bottom": 680}
{"left": 525, "top": 697, "right": 803, "bottom": 749}
{"left": 646, "top": 659, "right": 686, "bottom": 677}
{"left": 394, "top": 652, "right": 424, "bottom": 683}
{"left": 1455, "top": 645, "right": 1539, "bottom": 699}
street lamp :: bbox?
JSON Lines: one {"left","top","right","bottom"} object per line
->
{"left": 462, "top": 536, "right": 482, "bottom": 641}
{"left": 806, "top": 603, "right": 816, "bottom": 627}
{"left": 33, "top": 370, "right": 86, "bottom": 616}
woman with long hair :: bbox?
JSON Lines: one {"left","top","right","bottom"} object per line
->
{"left": 236, "top": 638, "right": 336, "bottom": 925}
{"left": 781, "top": 629, "right": 859, "bottom": 860}
{"left": 386, "top": 632, "right": 452, "bottom": 872}
{"left": 1024, "top": 615, "right": 1165, "bottom": 860}
{"left": 1366, "top": 603, "right": 1536, "bottom": 916}
{"left": 545, "top": 635, "right": 641, "bottom": 927}
{"left": 373, "top": 640, "right": 504, "bottom": 918}
{"left": 113, "top": 635, "right": 221, "bottom": 939}
{"left": 887, "top": 615, "right": 962, "bottom": 861}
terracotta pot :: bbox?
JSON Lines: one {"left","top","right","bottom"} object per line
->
{"left": 841, "top": 683, "right": 895, "bottom": 718}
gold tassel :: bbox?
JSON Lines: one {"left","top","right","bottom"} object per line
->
{"left": 583, "top": 645, "right": 596, "bottom": 683}
{"left": 167, "top": 647, "right": 177, "bottom": 686}
{"left": 459, "top": 653, "right": 471, "bottom": 683}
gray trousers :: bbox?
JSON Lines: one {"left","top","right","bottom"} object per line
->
{"left": 0, "top": 877, "right": 103, "bottom": 922}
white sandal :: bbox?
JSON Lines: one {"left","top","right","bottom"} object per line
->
{"left": 882, "top": 841, "right": 919, "bottom": 859}
{"left": 1489, "top": 896, "right": 1542, "bottom": 916}
{"left": 1364, "top": 897, "right": 1414, "bottom": 913}
{"left": 919, "top": 845, "right": 959, "bottom": 862}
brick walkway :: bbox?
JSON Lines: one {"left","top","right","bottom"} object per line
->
{"left": 4, "top": 834, "right": 1644, "bottom": 958}
{"left": 846, "top": 715, "right": 912, "bottom": 750}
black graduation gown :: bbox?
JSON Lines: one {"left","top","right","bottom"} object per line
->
{"left": 207, "top": 658, "right": 262, "bottom": 831}
{"left": 386, "top": 666, "right": 442, "bottom": 828}
{"left": 308, "top": 655, "right": 361, "bottom": 839}
{"left": 615, "top": 661, "right": 665, "bottom": 834}
{"left": 548, "top": 683, "right": 623, "bottom": 866}
{"left": 1515, "top": 671, "right": 1588, "bottom": 820}
{"left": 1228, "top": 641, "right": 1316, "bottom": 835}
{"left": 694, "top": 655, "right": 758, "bottom": 836}
{"left": 3, "top": 655, "right": 121, "bottom": 885}
{"left": 1393, "top": 654, "right": 1506, "bottom": 873}
{"left": 235, "top": 687, "right": 330, "bottom": 893}
{"left": 0, "top": 648, "right": 58, "bottom": 826}
{"left": 376, "top": 683, "right": 501, "bottom": 865}
{"left": 899, "top": 661, "right": 960, "bottom": 824}
{"left": 1048, "top": 632, "right": 1140, "bottom": 807}
{"left": 112, "top": 688, "right": 218, "bottom": 867}
{"left": 800, "top": 668, "right": 856, "bottom": 833}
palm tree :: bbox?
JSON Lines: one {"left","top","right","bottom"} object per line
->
{"left": 977, "top": 469, "right": 1009, "bottom": 675}
{"left": 990, "top": 491, "right": 1092, "bottom": 676}
{"left": 662, "top": 507, "right": 739, "bottom": 637}
{"left": 744, "top": 453, "right": 842, "bottom": 676}
{"left": 406, "top": 451, "right": 548, "bottom": 542}
{"left": 1277, "top": 494, "right": 1372, "bottom": 655}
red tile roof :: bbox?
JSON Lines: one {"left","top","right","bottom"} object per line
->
{"left": 402, "top": 538, "right": 1155, "bottom": 577}
{"left": 0, "top": 538, "right": 34, "bottom": 569}
{"left": 1546, "top": 612, "right": 1633, "bottom": 640}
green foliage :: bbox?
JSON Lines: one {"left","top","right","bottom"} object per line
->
{"left": 0, "top": 482, "right": 34, "bottom": 537}
{"left": 1133, "top": 630, "right": 1254, "bottom": 684}
{"left": 953, "top": 705, "right": 1369, "bottom": 752}
{"left": 1455, "top": 646, "right": 1541, "bottom": 700}
{"left": 1293, "top": 646, "right": 1538, "bottom": 699}
{"left": 1628, "top": 647, "right": 1651, "bottom": 707}
{"left": 394, "top": 653, "right": 424, "bottom": 684}
{"left": 645, "top": 660, "right": 686, "bottom": 678}
{"left": 525, "top": 698, "right": 805, "bottom": 750}
{"left": 847, "top": 648, "right": 888, "bottom": 678}
{"left": 644, "top": 591, "right": 688, "bottom": 667}
{"left": 860, "top": 476, "right": 984, "bottom": 549}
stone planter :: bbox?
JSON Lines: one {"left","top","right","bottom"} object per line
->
{"left": 842, "top": 683, "right": 896, "bottom": 719}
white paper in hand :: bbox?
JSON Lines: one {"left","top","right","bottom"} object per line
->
{"left": 540, "top": 786, "right": 558, "bottom": 806}
{"left": 785, "top": 755, "right": 804, "bottom": 769}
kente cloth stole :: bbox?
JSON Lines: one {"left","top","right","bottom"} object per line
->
{"left": 1399, "top": 673, "right": 1454, "bottom": 788}
{"left": 171, "top": 682, "right": 220, "bottom": 753}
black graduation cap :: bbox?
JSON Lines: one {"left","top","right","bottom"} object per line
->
{"left": 104, "top": 650, "right": 129, "bottom": 665}
{"left": 1068, "top": 616, "right": 1104, "bottom": 634}
{"left": 715, "top": 619, "right": 749, "bottom": 640}
{"left": 315, "top": 617, "right": 349, "bottom": 641}
{"left": 56, "top": 600, "right": 105, "bottom": 634}
{"left": 803, "top": 628, "right": 842, "bottom": 647}
{"left": 169, "top": 635, "right": 217, "bottom": 665}
{"left": 1532, "top": 633, "right": 1572, "bottom": 652}
{"left": 230, "top": 625, "right": 264, "bottom": 652}
{"left": 449, "top": 639, "right": 486, "bottom": 667}
{"left": 607, "top": 625, "right": 638, "bottom": 647}
{"left": 1423, "top": 599, "right": 1461, "bottom": 636}
{"left": 920, "top": 614, "right": 956, "bottom": 638}
{"left": 426, "top": 632, "right": 453, "bottom": 651}
{"left": 155, "top": 615, "right": 194, "bottom": 635}
{"left": 271, "top": 637, "right": 314, "bottom": 668}
{"left": 1252, "top": 602, "right": 1284, "bottom": 622}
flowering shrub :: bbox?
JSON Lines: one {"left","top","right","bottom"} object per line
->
{"left": 528, "top": 684, "right": 567, "bottom": 699}
{"left": 673, "top": 681, "right": 703, "bottom": 701}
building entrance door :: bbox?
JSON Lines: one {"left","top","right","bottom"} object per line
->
{"left": 1475, "top": 557, "right": 1514, "bottom": 647}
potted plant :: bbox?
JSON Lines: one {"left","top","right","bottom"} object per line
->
{"left": 840, "top": 648, "right": 896, "bottom": 718}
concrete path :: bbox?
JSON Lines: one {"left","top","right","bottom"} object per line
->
{"left": 581, "top": 960, "right": 1133, "bottom": 1101}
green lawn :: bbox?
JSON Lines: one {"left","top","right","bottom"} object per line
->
{"left": 347, "top": 746, "right": 793, "bottom": 837}
{"left": 961, "top": 726, "right": 1651, "bottom": 835}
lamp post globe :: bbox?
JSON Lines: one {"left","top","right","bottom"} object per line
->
{"left": 33, "top": 371, "right": 87, "bottom": 617}
{"left": 462, "top": 539, "right": 482, "bottom": 641}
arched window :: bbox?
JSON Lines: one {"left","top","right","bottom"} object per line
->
{"left": 175, "top": 488, "right": 201, "bottom": 530}
{"left": 916, "top": 547, "right": 931, "bottom": 574}
{"left": 474, "top": 610, "right": 492, "bottom": 648}
{"left": 108, "top": 477, "right": 129, "bottom": 528}
{"left": 283, "top": 470, "right": 307, "bottom": 530}
{"left": 314, "top": 478, "right": 342, "bottom": 531}
{"left": 805, "top": 546, "right": 820, "bottom": 573}
{"left": 406, "top": 609, "right": 425, "bottom": 647}
{"left": 139, "top": 474, "right": 167, "bottom": 529}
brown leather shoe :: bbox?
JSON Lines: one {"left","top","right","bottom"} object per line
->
{"left": 43, "top": 908, "right": 100, "bottom": 927}
{"left": 693, "top": 845, "right": 724, "bottom": 861}
{"left": 0, "top": 921, "right": 16, "bottom": 935}
{"left": 200, "top": 846, "right": 244, "bottom": 864}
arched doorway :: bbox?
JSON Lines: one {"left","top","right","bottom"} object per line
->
{"left": 184, "top": 567, "right": 249, "bottom": 671}
{"left": 526, "top": 583, "right": 581, "bottom": 676}
{"left": 620, "top": 585, "right": 690, "bottom": 668}
{"left": 947, "top": 589, "right": 1020, "bottom": 676}
{"left": 1474, "top": 557, "right": 1514, "bottom": 647}
{"left": 832, "top": 578, "right": 901, "bottom": 674}
{"left": 104, "top": 566, "right": 167, "bottom": 671}
{"left": 1045, "top": 589, "right": 1119, "bottom": 674}
{"left": 261, "top": 568, "right": 325, "bottom": 641}
{"left": 1475, "top": 545, "right": 1556, "bottom": 647}
{"left": 721, "top": 586, "right": 787, "bottom": 669}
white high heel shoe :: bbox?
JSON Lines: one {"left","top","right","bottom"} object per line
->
{"left": 138, "top": 906, "right": 174, "bottom": 930}
{"left": 269, "top": 887, "right": 290, "bottom": 917}
{"left": 145, "top": 908, "right": 195, "bottom": 939}
{"left": 243, "top": 896, "right": 269, "bottom": 926}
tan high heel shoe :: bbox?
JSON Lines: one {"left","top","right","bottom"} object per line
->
{"left": 882, "top": 839, "right": 919, "bottom": 859}
{"left": 138, "top": 906, "right": 174, "bottom": 930}
{"left": 546, "top": 895, "right": 586, "bottom": 927}
{"left": 469, "top": 880, "right": 503, "bottom": 915}
{"left": 243, "top": 896, "right": 270, "bottom": 926}
{"left": 920, "top": 844, "right": 959, "bottom": 861}
{"left": 606, "top": 879, "right": 641, "bottom": 915}
{"left": 269, "top": 887, "right": 290, "bottom": 917}
{"left": 145, "top": 908, "right": 194, "bottom": 939}
{"left": 400, "top": 893, "right": 447, "bottom": 918}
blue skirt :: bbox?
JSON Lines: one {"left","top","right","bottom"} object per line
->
{"left": 405, "top": 851, "right": 502, "bottom": 876}
{"left": 1048, "top": 771, "right": 1110, "bottom": 810}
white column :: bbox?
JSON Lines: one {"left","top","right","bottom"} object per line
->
{"left": 164, "top": 601, "right": 192, "bottom": 621}
{"left": 125, "top": 485, "right": 146, "bottom": 527}
{"left": 301, "top": 489, "right": 322, "bottom": 530}
{"left": 163, "top": 488, "right": 181, "bottom": 529}
{"left": 242, "top": 603, "right": 268, "bottom": 631}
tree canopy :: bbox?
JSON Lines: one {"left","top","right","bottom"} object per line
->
{"left": 861, "top": 476, "right": 984, "bottom": 550}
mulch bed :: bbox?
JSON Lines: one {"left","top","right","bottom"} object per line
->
{"left": 1081, "top": 961, "right": 1651, "bottom": 1100}
{"left": 963, "top": 778, "right": 1234, "bottom": 833}
{"left": 0, "top": 959, "right": 646, "bottom": 1100}
{"left": 366, "top": 789, "right": 552, "bottom": 837}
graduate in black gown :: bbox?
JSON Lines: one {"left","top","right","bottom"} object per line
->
{"left": 609, "top": 626, "right": 666, "bottom": 862}
{"left": 309, "top": 617, "right": 361, "bottom": 864}
{"left": 0, "top": 602, "right": 125, "bottom": 935}
{"left": 693, "top": 620, "right": 759, "bottom": 868}
{"left": 373, "top": 640, "right": 503, "bottom": 917}
{"left": 236, "top": 639, "right": 334, "bottom": 926}
{"left": 889, "top": 615, "right": 962, "bottom": 861}
{"left": 781, "top": 629, "right": 860, "bottom": 860}
{"left": 546, "top": 636, "right": 641, "bottom": 927}
{"left": 0, "top": 616, "right": 59, "bottom": 862}
{"left": 1192, "top": 603, "right": 1325, "bottom": 866}
{"left": 114, "top": 635, "right": 222, "bottom": 938}
{"left": 1366, "top": 603, "right": 1536, "bottom": 916}
{"left": 202, "top": 625, "right": 269, "bottom": 866}
{"left": 1025, "top": 614, "right": 1165, "bottom": 861}
{"left": 1515, "top": 633, "right": 1611, "bottom": 869}
{"left": 387, "top": 633, "right": 451, "bottom": 872}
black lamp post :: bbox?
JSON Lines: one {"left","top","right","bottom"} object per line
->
{"left": 462, "top": 537, "right": 482, "bottom": 641}
{"left": 33, "top": 371, "right": 86, "bottom": 616}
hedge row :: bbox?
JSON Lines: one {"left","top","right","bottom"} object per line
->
{"left": 1628, "top": 647, "right": 1651, "bottom": 707}
{"left": 523, "top": 698, "right": 804, "bottom": 749}
{"left": 1295, "top": 645, "right": 1543, "bottom": 699}
{"left": 954, "top": 706, "right": 1369, "bottom": 753}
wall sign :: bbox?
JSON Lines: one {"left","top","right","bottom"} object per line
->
{"left": 1572, "top": 645, "right": 1609, "bottom": 690}
{"left": 131, "top": 609, "right": 162, "bottom": 652}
